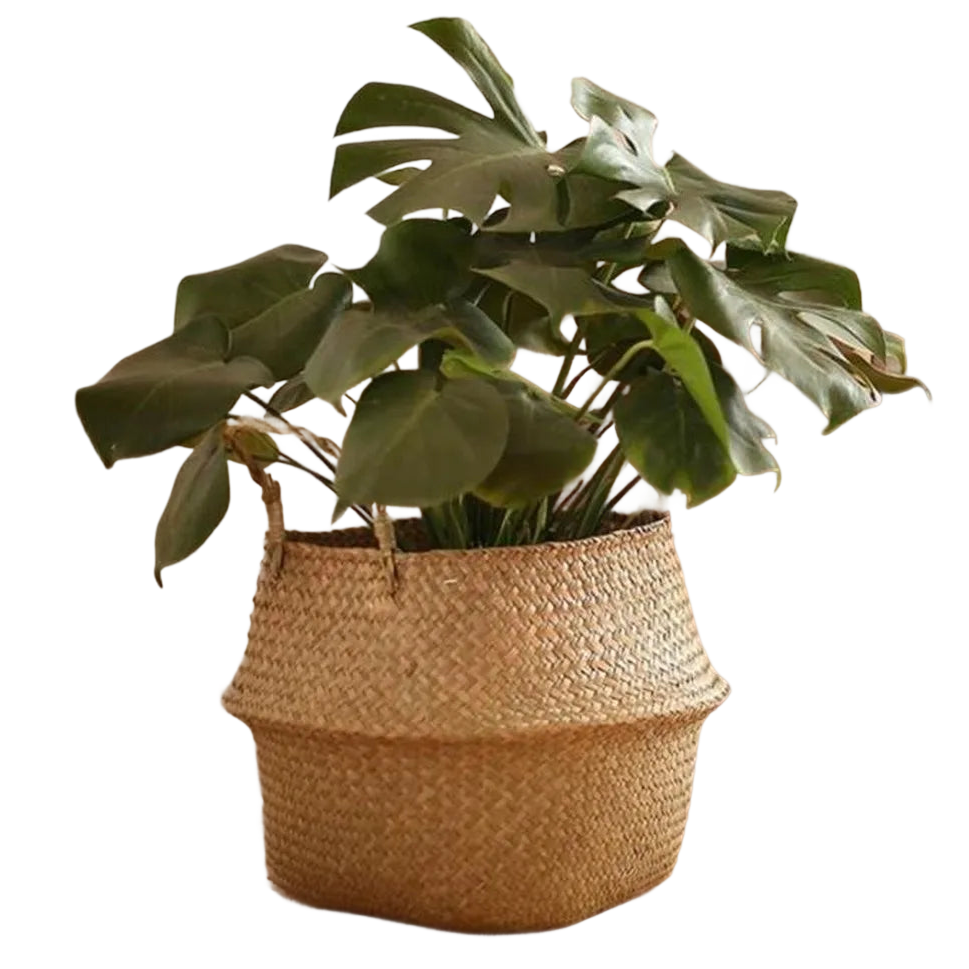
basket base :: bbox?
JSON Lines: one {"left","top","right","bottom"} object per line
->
{"left": 266, "top": 868, "right": 675, "bottom": 939}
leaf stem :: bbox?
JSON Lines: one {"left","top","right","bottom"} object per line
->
{"left": 574, "top": 340, "right": 653, "bottom": 421}
{"left": 552, "top": 326, "right": 584, "bottom": 397}
{"left": 604, "top": 475, "right": 641, "bottom": 512}
{"left": 744, "top": 374, "right": 771, "bottom": 397}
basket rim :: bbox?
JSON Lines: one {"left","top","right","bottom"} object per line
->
{"left": 280, "top": 509, "right": 671, "bottom": 562}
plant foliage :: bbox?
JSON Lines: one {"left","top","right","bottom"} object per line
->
{"left": 75, "top": 16, "right": 927, "bottom": 581}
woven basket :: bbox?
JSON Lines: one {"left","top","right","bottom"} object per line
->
{"left": 223, "top": 510, "right": 729, "bottom": 933}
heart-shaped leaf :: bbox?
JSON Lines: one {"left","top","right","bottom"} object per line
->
{"left": 154, "top": 425, "right": 230, "bottom": 586}
{"left": 173, "top": 246, "right": 343, "bottom": 383}
{"left": 345, "top": 219, "right": 474, "bottom": 310}
{"left": 335, "top": 370, "right": 508, "bottom": 506}
{"left": 77, "top": 316, "right": 274, "bottom": 467}
{"left": 174, "top": 245, "right": 327, "bottom": 331}
{"left": 304, "top": 300, "right": 514, "bottom": 404}
{"left": 473, "top": 380, "right": 597, "bottom": 506}
{"left": 666, "top": 154, "right": 796, "bottom": 254}
{"left": 230, "top": 272, "right": 352, "bottom": 380}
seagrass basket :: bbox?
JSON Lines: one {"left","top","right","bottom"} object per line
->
{"left": 222, "top": 509, "right": 729, "bottom": 933}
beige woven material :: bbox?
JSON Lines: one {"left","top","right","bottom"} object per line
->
{"left": 223, "top": 511, "right": 729, "bottom": 933}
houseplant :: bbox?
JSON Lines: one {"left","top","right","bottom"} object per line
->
{"left": 76, "top": 16, "right": 926, "bottom": 932}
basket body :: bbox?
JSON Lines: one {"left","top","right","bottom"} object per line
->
{"left": 223, "top": 513, "right": 729, "bottom": 933}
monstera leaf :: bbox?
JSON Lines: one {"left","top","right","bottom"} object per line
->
{"left": 174, "top": 245, "right": 347, "bottom": 381}
{"left": 331, "top": 19, "right": 569, "bottom": 232}
{"left": 568, "top": 79, "right": 674, "bottom": 216}
{"left": 615, "top": 352, "right": 780, "bottom": 506}
{"left": 154, "top": 425, "right": 230, "bottom": 586}
{"left": 616, "top": 370, "right": 737, "bottom": 507}
{"left": 76, "top": 316, "right": 274, "bottom": 467}
{"left": 666, "top": 155, "right": 797, "bottom": 254}
{"left": 305, "top": 300, "right": 514, "bottom": 405}
{"left": 667, "top": 242, "right": 917, "bottom": 431}
{"left": 473, "top": 379, "right": 597, "bottom": 506}
{"left": 334, "top": 370, "right": 509, "bottom": 506}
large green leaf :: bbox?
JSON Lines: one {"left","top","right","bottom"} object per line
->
{"left": 409, "top": 18, "right": 542, "bottom": 146}
{"left": 724, "top": 246, "right": 862, "bottom": 309}
{"left": 474, "top": 259, "right": 729, "bottom": 446}
{"left": 473, "top": 381, "right": 597, "bottom": 506}
{"left": 304, "top": 300, "right": 515, "bottom": 404}
{"left": 345, "top": 219, "right": 474, "bottom": 310}
{"left": 668, "top": 243, "right": 911, "bottom": 431}
{"left": 335, "top": 370, "right": 508, "bottom": 506}
{"left": 330, "top": 19, "right": 621, "bottom": 233}
{"left": 230, "top": 272, "right": 352, "bottom": 380}
{"left": 173, "top": 246, "right": 343, "bottom": 383}
{"left": 331, "top": 84, "right": 563, "bottom": 231}
{"left": 154, "top": 425, "right": 230, "bottom": 586}
{"left": 615, "top": 370, "right": 736, "bottom": 507}
{"left": 666, "top": 155, "right": 796, "bottom": 254}
{"left": 76, "top": 316, "right": 274, "bottom": 467}
{"left": 174, "top": 245, "right": 327, "bottom": 331}
{"left": 568, "top": 79, "right": 674, "bottom": 216}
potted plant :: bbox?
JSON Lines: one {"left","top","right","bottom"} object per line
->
{"left": 76, "top": 17, "right": 926, "bottom": 933}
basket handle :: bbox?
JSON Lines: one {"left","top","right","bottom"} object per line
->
{"left": 223, "top": 415, "right": 398, "bottom": 597}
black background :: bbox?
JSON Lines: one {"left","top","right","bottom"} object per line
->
{"left": 56, "top": 6, "right": 934, "bottom": 964}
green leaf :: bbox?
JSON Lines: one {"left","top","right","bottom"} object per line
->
{"left": 725, "top": 246, "right": 862, "bottom": 309}
{"left": 334, "top": 370, "right": 509, "bottom": 506}
{"left": 331, "top": 20, "right": 620, "bottom": 233}
{"left": 154, "top": 425, "right": 230, "bottom": 586}
{"left": 76, "top": 316, "right": 274, "bottom": 467}
{"left": 331, "top": 497, "right": 352, "bottom": 525}
{"left": 229, "top": 272, "right": 352, "bottom": 380}
{"left": 304, "top": 300, "right": 514, "bottom": 404}
{"left": 475, "top": 259, "right": 729, "bottom": 446}
{"left": 582, "top": 312, "right": 664, "bottom": 379}
{"left": 615, "top": 370, "right": 736, "bottom": 507}
{"left": 331, "top": 81, "right": 564, "bottom": 231}
{"left": 569, "top": 78, "right": 674, "bottom": 216}
{"left": 475, "top": 279, "right": 569, "bottom": 355}
{"left": 173, "top": 247, "right": 344, "bottom": 385}
{"left": 552, "top": 168, "right": 637, "bottom": 230}
{"left": 668, "top": 243, "right": 909, "bottom": 432}
{"left": 174, "top": 245, "right": 327, "bottom": 331}
{"left": 266, "top": 375, "right": 315, "bottom": 413}
{"left": 345, "top": 219, "right": 474, "bottom": 310}
{"left": 708, "top": 361, "right": 780, "bottom": 483}
{"left": 666, "top": 154, "right": 797, "bottom": 254}
{"left": 474, "top": 381, "right": 597, "bottom": 506}
{"left": 409, "top": 18, "right": 543, "bottom": 147}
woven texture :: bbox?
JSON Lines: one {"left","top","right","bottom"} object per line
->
{"left": 223, "top": 512, "right": 729, "bottom": 932}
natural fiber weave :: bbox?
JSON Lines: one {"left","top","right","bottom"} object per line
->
{"left": 223, "top": 511, "right": 729, "bottom": 932}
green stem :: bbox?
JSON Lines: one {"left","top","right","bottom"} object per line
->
{"left": 570, "top": 445, "right": 626, "bottom": 539}
{"left": 552, "top": 326, "right": 584, "bottom": 398}
{"left": 574, "top": 340, "right": 654, "bottom": 422}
